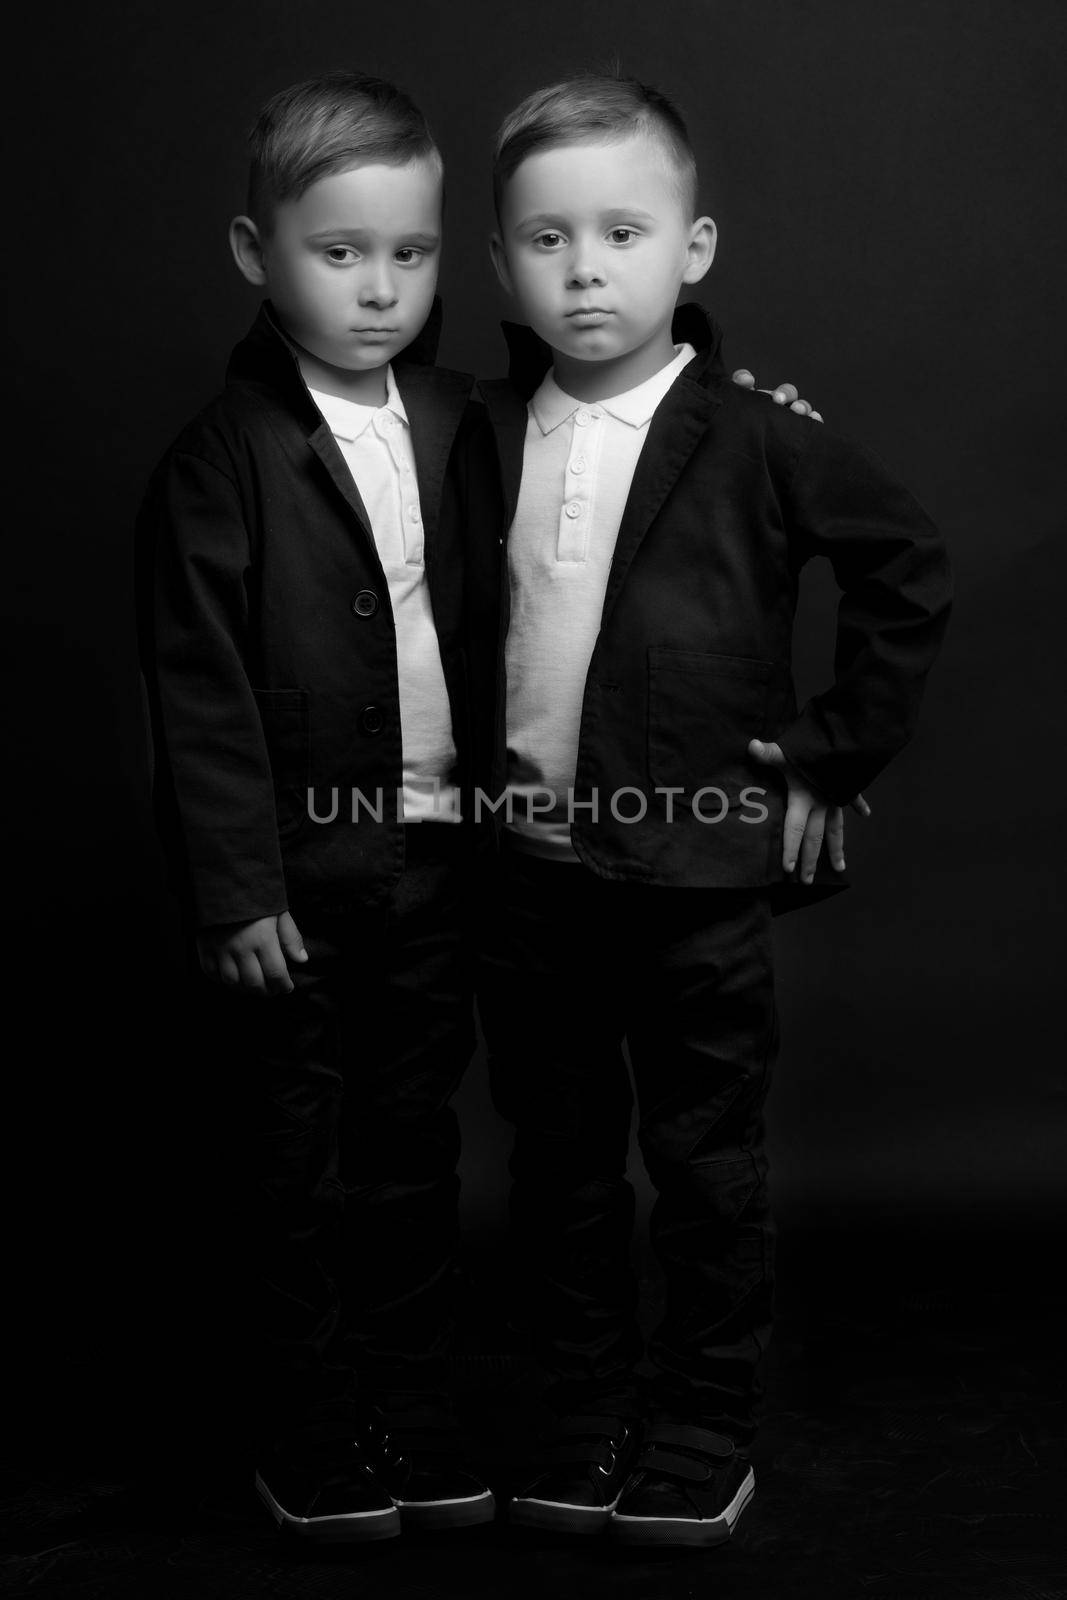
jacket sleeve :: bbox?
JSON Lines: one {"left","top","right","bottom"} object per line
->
{"left": 775, "top": 421, "right": 953, "bottom": 805}
{"left": 136, "top": 445, "right": 289, "bottom": 928}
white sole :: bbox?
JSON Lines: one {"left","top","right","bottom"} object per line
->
{"left": 255, "top": 1472, "right": 401, "bottom": 1542}
{"left": 611, "top": 1467, "right": 755, "bottom": 1547}
{"left": 510, "top": 1492, "right": 619, "bottom": 1534}
{"left": 394, "top": 1488, "right": 497, "bottom": 1530}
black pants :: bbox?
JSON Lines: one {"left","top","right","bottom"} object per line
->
{"left": 201, "top": 826, "right": 476, "bottom": 1455}
{"left": 477, "top": 845, "right": 777, "bottom": 1445}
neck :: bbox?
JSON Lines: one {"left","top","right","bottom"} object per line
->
{"left": 293, "top": 344, "right": 389, "bottom": 407}
{"left": 551, "top": 326, "right": 678, "bottom": 402}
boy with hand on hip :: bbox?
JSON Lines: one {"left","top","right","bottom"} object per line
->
{"left": 478, "top": 74, "right": 951, "bottom": 1548}
{"left": 138, "top": 63, "right": 827, "bottom": 1548}
{"left": 138, "top": 71, "right": 501, "bottom": 1543}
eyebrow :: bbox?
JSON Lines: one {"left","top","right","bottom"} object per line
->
{"left": 600, "top": 208, "right": 658, "bottom": 225}
{"left": 513, "top": 213, "right": 564, "bottom": 231}
{"left": 305, "top": 228, "right": 441, "bottom": 246}
{"left": 513, "top": 208, "right": 659, "bottom": 232}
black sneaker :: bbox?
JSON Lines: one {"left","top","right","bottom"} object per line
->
{"left": 610, "top": 1422, "right": 754, "bottom": 1548}
{"left": 255, "top": 1441, "right": 400, "bottom": 1543}
{"left": 358, "top": 1406, "right": 496, "bottom": 1531}
{"left": 509, "top": 1414, "right": 639, "bottom": 1534}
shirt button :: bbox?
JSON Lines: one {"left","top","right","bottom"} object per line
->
{"left": 358, "top": 704, "right": 385, "bottom": 736}
{"left": 407, "top": 505, "right": 421, "bottom": 522}
{"left": 570, "top": 455, "right": 587, "bottom": 474}
{"left": 351, "top": 590, "right": 379, "bottom": 618}
{"left": 564, "top": 502, "right": 582, "bottom": 519}
{"left": 575, "top": 410, "right": 590, "bottom": 427}
{"left": 380, "top": 413, "right": 394, "bottom": 429}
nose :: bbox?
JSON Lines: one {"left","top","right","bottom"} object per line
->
{"left": 358, "top": 261, "right": 399, "bottom": 309}
{"left": 566, "top": 239, "right": 606, "bottom": 289}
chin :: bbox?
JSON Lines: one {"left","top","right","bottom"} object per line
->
{"left": 347, "top": 347, "right": 400, "bottom": 368}
{"left": 566, "top": 337, "right": 620, "bottom": 361}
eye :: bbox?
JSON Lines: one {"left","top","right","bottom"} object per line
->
{"left": 324, "top": 246, "right": 357, "bottom": 264}
{"left": 394, "top": 247, "right": 423, "bottom": 264}
{"left": 608, "top": 227, "right": 637, "bottom": 244}
{"left": 533, "top": 231, "right": 565, "bottom": 250}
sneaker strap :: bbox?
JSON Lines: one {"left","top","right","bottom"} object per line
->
{"left": 536, "top": 1414, "right": 631, "bottom": 1468}
{"left": 551, "top": 1414, "right": 631, "bottom": 1444}
{"left": 381, "top": 1407, "right": 467, "bottom": 1458}
{"left": 635, "top": 1424, "right": 737, "bottom": 1480}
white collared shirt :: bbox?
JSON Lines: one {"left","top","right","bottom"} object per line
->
{"left": 505, "top": 343, "right": 695, "bottom": 858}
{"left": 310, "top": 369, "right": 459, "bottom": 823}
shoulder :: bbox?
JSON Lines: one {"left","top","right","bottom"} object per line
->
{"left": 708, "top": 381, "right": 887, "bottom": 481}
{"left": 151, "top": 378, "right": 304, "bottom": 485}
{"left": 470, "top": 377, "right": 529, "bottom": 450}
{"left": 650, "top": 376, "right": 811, "bottom": 486}
{"left": 712, "top": 378, "right": 818, "bottom": 442}
{"left": 395, "top": 357, "right": 476, "bottom": 405}
{"left": 422, "top": 359, "right": 476, "bottom": 387}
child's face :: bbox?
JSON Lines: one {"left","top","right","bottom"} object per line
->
{"left": 492, "top": 133, "right": 715, "bottom": 394}
{"left": 251, "top": 157, "right": 442, "bottom": 383}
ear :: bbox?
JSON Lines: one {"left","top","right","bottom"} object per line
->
{"left": 681, "top": 216, "right": 717, "bottom": 285}
{"left": 229, "top": 215, "right": 269, "bottom": 287}
{"left": 489, "top": 231, "right": 514, "bottom": 296}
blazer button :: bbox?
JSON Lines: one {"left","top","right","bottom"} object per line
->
{"left": 351, "top": 590, "right": 379, "bottom": 618}
{"left": 358, "top": 704, "right": 385, "bottom": 736}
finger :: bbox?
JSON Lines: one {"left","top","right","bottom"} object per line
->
{"left": 790, "top": 399, "right": 812, "bottom": 415}
{"left": 826, "top": 805, "right": 846, "bottom": 872}
{"left": 731, "top": 368, "right": 756, "bottom": 388}
{"left": 799, "top": 809, "right": 826, "bottom": 884}
{"left": 849, "top": 793, "right": 872, "bottom": 819}
{"left": 782, "top": 799, "right": 810, "bottom": 874}
{"left": 277, "top": 910, "right": 308, "bottom": 963}
{"left": 259, "top": 942, "right": 296, "bottom": 997}
{"left": 771, "top": 383, "right": 799, "bottom": 406}
{"left": 809, "top": 409, "right": 824, "bottom": 424}
{"left": 217, "top": 951, "right": 241, "bottom": 987}
{"left": 748, "top": 737, "right": 785, "bottom": 767}
{"left": 236, "top": 950, "right": 267, "bottom": 995}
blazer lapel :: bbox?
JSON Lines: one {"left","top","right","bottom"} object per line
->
{"left": 305, "top": 365, "right": 473, "bottom": 577}
{"left": 599, "top": 377, "right": 720, "bottom": 627}
{"left": 394, "top": 364, "right": 475, "bottom": 563}
{"left": 478, "top": 378, "right": 529, "bottom": 528}
{"left": 307, "top": 423, "right": 378, "bottom": 557}
{"left": 481, "top": 305, "right": 727, "bottom": 615}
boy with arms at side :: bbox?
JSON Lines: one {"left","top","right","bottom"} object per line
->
{"left": 479, "top": 75, "right": 951, "bottom": 1548}
{"left": 137, "top": 71, "right": 502, "bottom": 1542}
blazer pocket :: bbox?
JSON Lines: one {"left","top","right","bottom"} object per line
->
{"left": 253, "top": 688, "right": 310, "bottom": 840}
{"left": 648, "top": 648, "right": 772, "bottom": 793}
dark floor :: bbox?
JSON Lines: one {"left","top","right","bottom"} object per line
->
{"left": 3, "top": 1226, "right": 1065, "bottom": 1600}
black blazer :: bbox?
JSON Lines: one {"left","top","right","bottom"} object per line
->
{"left": 479, "top": 304, "right": 952, "bottom": 899}
{"left": 137, "top": 302, "right": 497, "bottom": 927}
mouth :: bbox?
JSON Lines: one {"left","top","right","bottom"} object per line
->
{"left": 351, "top": 327, "right": 397, "bottom": 337}
{"left": 566, "top": 308, "right": 612, "bottom": 323}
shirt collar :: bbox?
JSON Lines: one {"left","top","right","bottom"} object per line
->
{"left": 529, "top": 343, "right": 696, "bottom": 435}
{"left": 529, "top": 374, "right": 583, "bottom": 435}
{"left": 309, "top": 365, "right": 410, "bottom": 442}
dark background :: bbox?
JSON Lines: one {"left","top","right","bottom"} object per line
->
{"left": 7, "top": 0, "right": 1065, "bottom": 1441}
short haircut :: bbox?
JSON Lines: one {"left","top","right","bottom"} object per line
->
{"left": 246, "top": 70, "right": 441, "bottom": 229}
{"left": 493, "top": 73, "right": 699, "bottom": 220}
